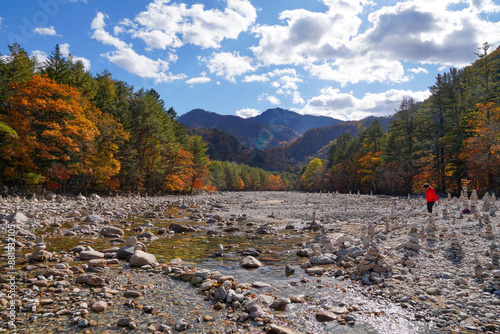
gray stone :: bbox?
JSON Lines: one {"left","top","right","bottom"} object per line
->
{"left": 117, "top": 246, "right": 135, "bottom": 260}
{"left": 240, "top": 256, "right": 262, "bottom": 268}
{"left": 100, "top": 226, "right": 124, "bottom": 237}
{"left": 79, "top": 250, "right": 105, "bottom": 260}
{"left": 129, "top": 250, "right": 156, "bottom": 267}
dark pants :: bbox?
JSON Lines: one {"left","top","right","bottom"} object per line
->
{"left": 427, "top": 201, "right": 435, "bottom": 213}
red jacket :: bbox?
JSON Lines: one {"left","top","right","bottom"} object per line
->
{"left": 425, "top": 187, "right": 439, "bottom": 203}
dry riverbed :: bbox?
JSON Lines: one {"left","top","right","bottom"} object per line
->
{"left": 0, "top": 191, "right": 499, "bottom": 333}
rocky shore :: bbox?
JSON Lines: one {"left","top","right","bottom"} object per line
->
{"left": 0, "top": 190, "right": 499, "bottom": 333}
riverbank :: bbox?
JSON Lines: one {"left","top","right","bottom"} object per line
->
{"left": 0, "top": 191, "right": 499, "bottom": 333}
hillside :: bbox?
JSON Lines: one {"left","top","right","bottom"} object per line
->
{"left": 249, "top": 108, "right": 343, "bottom": 135}
{"left": 178, "top": 109, "right": 300, "bottom": 150}
{"left": 264, "top": 121, "right": 363, "bottom": 169}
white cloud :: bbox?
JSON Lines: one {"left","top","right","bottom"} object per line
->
{"left": 307, "top": 53, "right": 408, "bottom": 86}
{"left": 243, "top": 74, "right": 269, "bottom": 83}
{"left": 249, "top": 0, "right": 500, "bottom": 88}
{"left": 236, "top": 108, "right": 261, "bottom": 118}
{"left": 186, "top": 76, "right": 211, "bottom": 85}
{"left": 360, "top": 0, "right": 500, "bottom": 66}
{"left": 32, "top": 50, "right": 48, "bottom": 67}
{"left": 292, "top": 91, "right": 305, "bottom": 105}
{"left": 408, "top": 67, "right": 429, "bottom": 74}
{"left": 203, "top": 51, "right": 255, "bottom": 82}
{"left": 300, "top": 87, "right": 431, "bottom": 120}
{"left": 121, "top": 0, "right": 257, "bottom": 50}
{"left": 34, "top": 26, "right": 58, "bottom": 36}
{"left": 91, "top": 12, "right": 185, "bottom": 83}
{"left": 251, "top": 1, "right": 370, "bottom": 65}
{"left": 259, "top": 94, "right": 281, "bottom": 105}
{"left": 59, "top": 43, "right": 91, "bottom": 71}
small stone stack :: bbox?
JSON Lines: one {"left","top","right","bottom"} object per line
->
{"left": 444, "top": 231, "right": 463, "bottom": 262}
{"left": 461, "top": 187, "right": 469, "bottom": 208}
{"left": 482, "top": 193, "right": 491, "bottom": 212}
{"left": 425, "top": 218, "right": 438, "bottom": 243}
{"left": 355, "top": 243, "right": 391, "bottom": 285}
{"left": 481, "top": 215, "right": 495, "bottom": 240}
{"left": 470, "top": 189, "right": 479, "bottom": 204}
{"left": 473, "top": 258, "right": 483, "bottom": 278}
{"left": 31, "top": 236, "right": 51, "bottom": 261}
{"left": 490, "top": 243, "right": 500, "bottom": 269}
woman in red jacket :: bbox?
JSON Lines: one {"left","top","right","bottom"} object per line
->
{"left": 423, "top": 183, "right": 440, "bottom": 217}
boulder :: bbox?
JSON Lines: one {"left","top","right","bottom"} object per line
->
{"left": 129, "top": 250, "right": 156, "bottom": 267}
{"left": 117, "top": 246, "right": 135, "bottom": 260}
{"left": 240, "top": 256, "right": 262, "bottom": 269}
{"left": 100, "top": 226, "right": 124, "bottom": 237}
{"left": 169, "top": 223, "right": 196, "bottom": 233}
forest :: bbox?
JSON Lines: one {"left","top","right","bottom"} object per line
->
{"left": 299, "top": 43, "right": 500, "bottom": 196}
{"left": 1, "top": 43, "right": 499, "bottom": 196}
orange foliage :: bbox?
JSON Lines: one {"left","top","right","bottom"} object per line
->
{"left": 266, "top": 174, "right": 286, "bottom": 191}
{"left": 461, "top": 102, "right": 500, "bottom": 190}
{"left": 1, "top": 75, "right": 100, "bottom": 184}
{"left": 162, "top": 147, "right": 194, "bottom": 192}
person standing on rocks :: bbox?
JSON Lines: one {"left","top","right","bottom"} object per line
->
{"left": 423, "top": 183, "right": 440, "bottom": 218}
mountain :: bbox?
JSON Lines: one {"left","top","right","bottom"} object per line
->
{"left": 264, "top": 121, "right": 362, "bottom": 169}
{"left": 178, "top": 109, "right": 300, "bottom": 150}
{"left": 249, "top": 108, "right": 343, "bottom": 135}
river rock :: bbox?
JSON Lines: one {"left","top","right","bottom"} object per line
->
{"left": 270, "top": 297, "right": 289, "bottom": 311}
{"left": 88, "top": 259, "right": 107, "bottom": 267}
{"left": 6, "top": 212, "right": 28, "bottom": 224}
{"left": 79, "top": 250, "right": 105, "bottom": 260}
{"left": 84, "top": 214, "right": 105, "bottom": 223}
{"left": 267, "top": 324, "right": 295, "bottom": 334}
{"left": 309, "top": 255, "right": 334, "bottom": 264}
{"left": 241, "top": 247, "right": 260, "bottom": 257}
{"left": 315, "top": 311, "right": 337, "bottom": 322}
{"left": 240, "top": 256, "right": 262, "bottom": 268}
{"left": 90, "top": 301, "right": 108, "bottom": 312}
{"left": 169, "top": 223, "right": 196, "bottom": 233}
{"left": 117, "top": 246, "right": 135, "bottom": 260}
{"left": 129, "top": 250, "right": 156, "bottom": 267}
{"left": 43, "top": 268, "right": 73, "bottom": 277}
{"left": 31, "top": 249, "right": 51, "bottom": 261}
{"left": 76, "top": 274, "right": 106, "bottom": 286}
{"left": 123, "top": 290, "right": 141, "bottom": 298}
{"left": 100, "top": 226, "right": 124, "bottom": 237}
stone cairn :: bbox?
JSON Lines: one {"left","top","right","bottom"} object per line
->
{"left": 481, "top": 214, "right": 496, "bottom": 240}
{"left": 398, "top": 225, "right": 421, "bottom": 267}
{"left": 356, "top": 242, "right": 390, "bottom": 285}
{"left": 444, "top": 231, "right": 463, "bottom": 263}
{"left": 31, "top": 236, "right": 51, "bottom": 261}
{"left": 490, "top": 243, "right": 500, "bottom": 269}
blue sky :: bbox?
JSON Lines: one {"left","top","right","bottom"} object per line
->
{"left": 1, "top": 0, "right": 499, "bottom": 120}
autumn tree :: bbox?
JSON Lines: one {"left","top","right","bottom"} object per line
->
{"left": 0, "top": 75, "right": 100, "bottom": 187}
{"left": 301, "top": 158, "right": 323, "bottom": 191}
{"left": 461, "top": 102, "right": 500, "bottom": 192}
{"left": 188, "top": 135, "right": 211, "bottom": 192}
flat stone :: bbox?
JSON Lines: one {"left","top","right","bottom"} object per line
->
{"left": 123, "top": 290, "right": 141, "bottom": 298}
{"left": 266, "top": 324, "right": 295, "bottom": 334}
{"left": 315, "top": 311, "right": 337, "bottom": 322}
{"left": 79, "top": 251, "right": 105, "bottom": 260}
